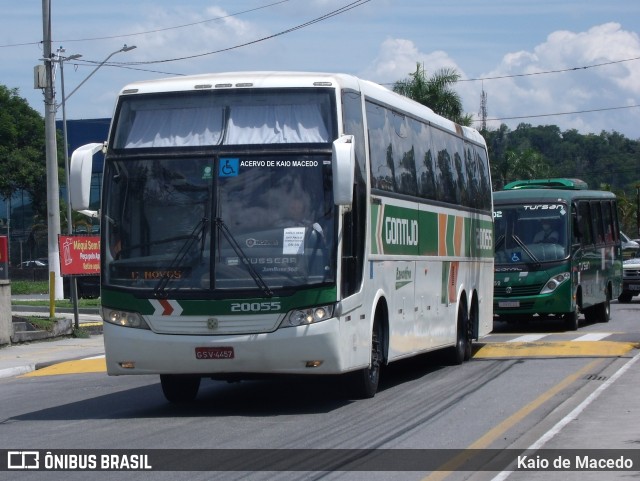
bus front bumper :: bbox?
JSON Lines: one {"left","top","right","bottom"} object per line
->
{"left": 102, "top": 318, "right": 351, "bottom": 376}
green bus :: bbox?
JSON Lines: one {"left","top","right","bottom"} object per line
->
{"left": 493, "top": 178, "right": 622, "bottom": 330}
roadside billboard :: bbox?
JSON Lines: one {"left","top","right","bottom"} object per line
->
{"left": 0, "top": 236, "right": 7, "bottom": 280}
{"left": 58, "top": 235, "right": 100, "bottom": 276}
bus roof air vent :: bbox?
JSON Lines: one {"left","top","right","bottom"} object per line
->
{"left": 503, "top": 178, "right": 588, "bottom": 191}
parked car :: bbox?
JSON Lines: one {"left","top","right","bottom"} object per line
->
{"left": 619, "top": 256, "right": 640, "bottom": 303}
{"left": 621, "top": 232, "right": 639, "bottom": 259}
{"left": 19, "top": 259, "right": 46, "bottom": 268}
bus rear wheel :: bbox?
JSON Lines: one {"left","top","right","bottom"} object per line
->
{"left": 160, "top": 374, "right": 201, "bottom": 403}
{"left": 448, "top": 302, "right": 470, "bottom": 365}
{"left": 618, "top": 292, "right": 633, "bottom": 303}
{"left": 584, "top": 296, "right": 611, "bottom": 324}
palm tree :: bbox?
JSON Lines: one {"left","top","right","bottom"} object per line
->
{"left": 393, "top": 63, "right": 472, "bottom": 126}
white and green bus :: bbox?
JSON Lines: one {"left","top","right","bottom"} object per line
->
{"left": 493, "top": 178, "right": 622, "bottom": 330}
{"left": 70, "top": 72, "right": 494, "bottom": 402}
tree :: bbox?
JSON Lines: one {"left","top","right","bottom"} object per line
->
{"left": 393, "top": 63, "right": 472, "bottom": 126}
{"left": 0, "top": 85, "right": 67, "bottom": 221}
{"left": 490, "top": 148, "right": 554, "bottom": 190}
{"left": 0, "top": 86, "right": 48, "bottom": 215}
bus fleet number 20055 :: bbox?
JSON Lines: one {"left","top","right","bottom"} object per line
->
{"left": 230, "top": 301, "right": 282, "bottom": 312}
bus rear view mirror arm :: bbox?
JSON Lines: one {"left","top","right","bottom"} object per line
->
{"left": 332, "top": 135, "right": 355, "bottom": 207}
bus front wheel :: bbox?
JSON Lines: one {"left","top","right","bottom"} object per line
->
{"left": 564, "top": 311, "right": 579, "bottom": 331}
{"left": 349, "top": 319, "right": 383, "bottom": 399}
{"left": 160, "top": 374, "right": 201, "bottom": 403}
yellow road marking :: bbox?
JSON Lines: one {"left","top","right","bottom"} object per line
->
{"left": 421, "top": 359, "right": 605, "bottom": 480}
{"left": 474, "top": 341, "right": 637, "bottom": 358}
{"left": 21, "top": 357, "right": 106, "bottom": 377}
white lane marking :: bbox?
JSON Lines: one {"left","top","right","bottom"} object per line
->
{"left": 508, "top": 334, "right": 547, "bottom": 343}
{"left": 491, "top": 350, "right": 640, "bottom": 480}
{"left": 573, "top": 332, "right": 611, "bottom": 342}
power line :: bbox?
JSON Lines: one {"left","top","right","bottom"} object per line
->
{"left": 59, "top": 0, "right": 292, "bottom": 44}
{"left": 54, "top": 0, "right": 370, "bottom": 75}
{"left": 65, "top": 58, "right": 185, "bottom": 77}
{"left": 108, "top": 0, "right": 371, "bottom": 66}
{"left": 380, "top": 55, "right": 640, "bottom": 88}
{"left": 0, "top": 0, "right": 292, "bottom": 48}
{"left": 460, "top": 56, "right": 640, "bottom": 82}
{"left": 474, "top": 103, "right": 640, "bottom": 124}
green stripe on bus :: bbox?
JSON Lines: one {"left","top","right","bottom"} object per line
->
{"left": 101, "top": 286, "right": 338, "bottom": 316}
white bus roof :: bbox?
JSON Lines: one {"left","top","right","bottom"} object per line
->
{"left": 117, "top": 71, "right": 485, "bottom": 145}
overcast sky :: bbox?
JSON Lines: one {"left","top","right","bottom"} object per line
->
{"left": 2, "top": 0, "right": 640, "bottom": 139}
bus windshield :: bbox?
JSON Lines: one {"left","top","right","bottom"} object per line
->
{"left": 102, "top": 155, "right": 336, "bottom": 293}
{"left": 112, "top": 89, "right": 333, "bottom": 148}
{"left": 494, "top": 203, "right": 569, "bottom": 264}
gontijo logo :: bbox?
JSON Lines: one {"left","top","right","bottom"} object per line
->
{"left": 385, "top": 216, "right": 418, "bottom": 246}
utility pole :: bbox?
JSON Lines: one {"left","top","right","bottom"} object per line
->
{"left": 42, "top": 0, "right": 64, "bottom": 305}
{"left": 479, "top": 83, "right": 488, "bottom": 133}
{"left": 636, "top": 184, "right": 639, "bottom": 238}
{"left": 57, "top": 47, "right": 82, "bottom": 329}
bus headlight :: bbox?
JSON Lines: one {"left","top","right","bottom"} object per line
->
{"left": 282, "top": 304, "right": 335, "bottom": 328}
{"left": 102, "top": 307, "right": 150, "bottom": 330}
{"left": 540, "top": 272, "right": 571, "bottom": 294}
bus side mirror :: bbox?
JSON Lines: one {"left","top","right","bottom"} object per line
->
{"left": 332, "top": 135, "right": 355, "bottom": 206}
{"left": 70, "top": 143, "right": 103, "bottom": 211}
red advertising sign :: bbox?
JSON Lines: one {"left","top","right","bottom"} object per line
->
{"left": 0, "top": 236, "right": 7, "bottom": 280}
{"left": 0, "top": 236, "right": 7, "bottom": 263}
{"left": 58, "top": 235, "right": 101, "bottom": 276}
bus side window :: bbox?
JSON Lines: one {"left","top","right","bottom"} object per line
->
{"left": 601, "top": 200, "right": 614, "bottom": 244}
{"left": 590, "top": 201, "right": 605, "bottom": 245}
{"left": 578, "top": 201, "right": 593, "bottom": 246}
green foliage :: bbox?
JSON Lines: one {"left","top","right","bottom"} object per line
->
{"left": 484, "top": 123, "right": 640, "bottom": 234}
{"left": 26, "top": 316, "right": 57, "bottom": 331}
{"left": 10, "top": 280, "right": 49, "bottom": 295}
{"left": 0, "top": 86, "right": 46, "bottom": 205}
{"left": 393, "top": 63, "right": 472, "bottom": 126}
{"left": 0, "top": 85, "right": 65, "bottom": 219}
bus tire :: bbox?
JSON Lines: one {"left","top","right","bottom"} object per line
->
{"left": 597, "top": 296, "right": 611, "bottom": 323}
{"left": 564, "top": 311, "right": 579, "bottom": 331}
{"left": 160, "top": 374, "right": 201, "bottom": 403}
{"left": 618, "top": 292, "right": 633, "bottom": 303}
{"left": 349, "top": 318, "right": 383, "bottom": 399}
{"left": 448, "top": 301, "right": 470, "bottom": 365}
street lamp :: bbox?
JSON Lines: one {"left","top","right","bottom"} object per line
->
{"left": 56, "top": 47, "right": 82, "bottom": 326}
{"left": 62, "top": 45, "right": 137, "bottom": 104}
{"left": 42, "top": 44, "right": 136, "bottom": 311}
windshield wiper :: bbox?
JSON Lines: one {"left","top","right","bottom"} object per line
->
{"left": 214, "top": 217, "right": 274, "bottom": 297}
{"left": 154, "top": 217, "right": 209, "bottom": 296}
{"left": 512, "top": 234, "right": 541, "bottom": 267}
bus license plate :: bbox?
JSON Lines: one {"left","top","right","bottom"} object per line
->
{"left": 195, "top": 347, "right": 234, "bottom": 359}
{"left": 499, "top": 301, "right": 520, "bottom": 308}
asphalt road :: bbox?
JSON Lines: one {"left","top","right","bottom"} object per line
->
{"left": 1, "top": 301, "right": 638, "bottom": 481}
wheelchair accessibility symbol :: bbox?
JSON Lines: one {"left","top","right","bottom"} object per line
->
{"left": 219, "top": 158, "right": 239, "bottom": 177}
{"left": 511, "top": 252, "right": 522, "bottom": 262}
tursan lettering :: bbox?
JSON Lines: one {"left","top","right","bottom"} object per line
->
{"left": 385, "top": 217, "right": 418, "bottom": 246}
